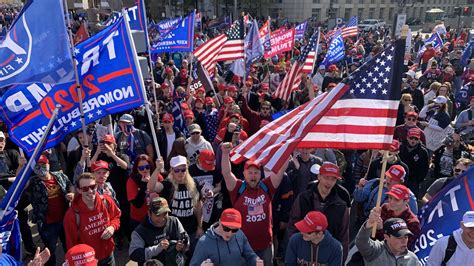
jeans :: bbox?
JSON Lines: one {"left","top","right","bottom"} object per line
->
{"left": 98, "top": 254, "right": 116, "bottom": 266}
{"left": 255, "top": 244, "right": 273, "bottom": 266}
{"left": 38, "top": 222, "right": 66, "bottom": 266}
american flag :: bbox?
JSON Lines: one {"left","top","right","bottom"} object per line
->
{"left": 302, "top": 30, "right": 320, "bottom": 74}
{"left": 172, "top": 99, "right": 189, "bottom": 136}
{"left": 231, "top": 39, "right": 405, "bottom": 174}
{"left": 193, "top": 34, "right": 227, "bottom": 76}
{"left": 216, "top": 18, "right": 245, "bottom": 62}
{"left": 342, "top": 16, "right": 358, "bottom": 38}
{"left": 273, "top": 31, "right": 319, "bottom": 101}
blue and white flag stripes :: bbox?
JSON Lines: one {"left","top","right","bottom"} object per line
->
{"left": 172, "top": 99, "right": 188, "bottom": 136}
{"left": 245, "top": 20, "right": 264, "bottom": 73}
{"left": 150, "top": 11, "right": 195, "bottom": 54}
{"left": 414, "top": 166, "right": 474, "bottom": 264}
{"left": 0, "top": 207, "right": 21, "bottom": 260}
{"left": 461, "top": 37, "right": 473, "bottom": 66}
{"left": 322, "top": 30, "right": 345, "bottom": 66}
{"left": 295, "top": 21, "right": 307, "bottom": 40}
{"left": 417, "top": 32, "right": 443, "bottom": 57}
{"left": 0, "top": 0, "right": 73, "bottom": 87}
{"left": 0, "top": 17, "right": 146, "bottom": 156}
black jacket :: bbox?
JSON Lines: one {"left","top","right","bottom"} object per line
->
{"left": 156, "top": 126, "right": 184, "bottom": 162}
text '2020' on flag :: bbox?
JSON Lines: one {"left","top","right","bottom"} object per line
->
{"left": 414, "top": 167, "right": 474, "bottom": 263}
{"left": 150, "top": 10, "right": 195, "bottom": 53}
{"left": 232, "top": 39, "right": 405, "bottom": 174}
{"left": 0, "top": 17, "right": 146, "bottom": 156}
{"left": 0, "top": 0, "right": 73, "bottom": 87}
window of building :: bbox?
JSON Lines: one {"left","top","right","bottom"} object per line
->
{"left": 379, "top": 8, "right": 385, "bottom": 19}
{"left": 369, "top": 8, "right": 375, "bottom": 18}
{"left": 312, "top": 8, "right": 321, "bottom": 19}
{"left": 313, "top": 0, "right": 320, "bottom": 3}
{"left": 345, "top": 8, "right": 352, "bottom": 20}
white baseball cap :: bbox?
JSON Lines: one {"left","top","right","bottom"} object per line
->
{"left": 310, "top": 163, "right": 321, "bottom": 175}
{"left": 463, "top": 211, "right": 474, "bottom": 227}
{"left": 170, "top": 155, "right": 187, "bottom": 168}
{"left": 434, "top": 95, "right": 447, "bottom": 104}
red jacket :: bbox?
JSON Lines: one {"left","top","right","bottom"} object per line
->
{"left": 64, "top": 192, "right": 121, "bottom": 260}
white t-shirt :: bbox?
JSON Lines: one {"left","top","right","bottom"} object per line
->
{"left": 427, "top": 228, "right": 474, "bottom": 266}
{"left": 166, "top": 133, "right": 176, "bottom": 157}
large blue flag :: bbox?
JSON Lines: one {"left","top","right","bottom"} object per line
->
{"left": 172, "top": 98, "right": 188, "bottom": 136}
{"left": 0, "top": 17, "right": 146, "bottom": 156}
{"left": 150, "top": 11, "right": 195, "bottom": 54}
{"left": 104, "top": 0, "right": 147, "bottom": 32}
{"left": 294, "top": 21, "right": 307, "bottom": 41}
{"left": 245, "top": 20, "right": 264, "bottom": 73}
{"left": 322, "top": 30, "right": 345, "bottom": 66}
{"left": 461, "top": 37, "right": 473, "bottom": 67}
{"left": 414, "top": 166, "right": 474, "bottom": 263}
{"left": 417, "top": 32, "right": 443, "bottom": 57}
{"left": 156, "top": 17, "right": 182, "bottom": 36}
{"left": 0, "top": 0, "right": 73, "bottom": 87}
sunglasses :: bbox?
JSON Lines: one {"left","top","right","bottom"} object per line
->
{"left": 222, "top": 225, "right": 239, "bottom": 233}
{"left": 261, "top": 107, "right": 270, "bottom": 110}
{"left": 138, "top": 165, "right": 151, "bottom": 171}
{"left": 79, "top": 184, "right": 97, "bottom": 192}
{"left": 403, "top": 99, "right": 412, "bottom": 102}
{"left": 173, "top": 168, "right": 186, "bottom": 173}
{"left": 191, "top": 132, "right": 201, "bottom": 135}
{"left": 454, "top": 168, "right": 465, "bottom": 174}
{"left": 408, "top": 137, "right": 419, "bottom": 140}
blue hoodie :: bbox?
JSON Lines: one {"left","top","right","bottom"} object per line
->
{"left": 190, "top": 224, "right": 257, "bottom": 266}
{"left": 285, "top": 231, "right": 343, "bottom": 266}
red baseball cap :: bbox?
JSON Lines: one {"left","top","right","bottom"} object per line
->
{"left": 224, "top": 96, "right": 234, "bottom": 104}
{"left": 102, "top": 134, "right": 116, "bottom": 144}
{"left": 227, "top": 85, "right": 238, "bottom": 93}
{"left": 196, "top": 87, "right": 205, "bottom": 94}
{"left": 218, "top": 83, "right": 227, "bottom": 91}
{"left": 405, "top": 111, "right": 418, "bottom": 118}
{"left": 385, "top": 165, "right": 406, "bottom": 182}
{"left": 407, "top": 128, "right": 421, "bottom": 139}
{"left": 91, "top": 160, "right": 110, "bottom": 172}
{"left": 183, "top": 110, "right": 194, "bottom": 119}
{"left": 389, "top": 139, "right": 400, "bottom": 152}
{"left": 319, "top": 162, "right": 342, "bottom": 179}
{"left": 295, "top": 211, "right": 328, "bottom": 233}
{"left": 328, "top": 64, "right": 338, "bottom": 72}
{"left": 205, "top": 97, "right": 214, "bottom": 105}
{"left": 38, "top": 155, "right": 49, "bottom": 165}
{"left": 198, "top": 149, "right": 216, "bottom": 171}
{"left": 386, "top": 184, "right": 410, "bottom": 200}
{"left": 220, "top": 208, "right": 242, "bottom": 228}
{"left": 165, "top": 67, "right": 173, "bottom": 75}
{"left": 181, "top": 102, "right": 190, "bottom": 110}
{"left": 244, "top": 160, "right": 259, "bottom": 170}
{"left": 162, "top": 113, "right": 174, "bottom": 123}
{"left": 160, "top": 83, "right": 169, "bottom": 89}
{"left": 64, "top": 244, "right": 97, "bottom": 266}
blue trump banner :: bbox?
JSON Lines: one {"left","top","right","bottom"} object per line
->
{"left": 414, "top": 167, "right": 474, "bottom": 264}
{"left": 461, "top": 37, "right": 473, "bottom": 66}
{"left": 150, "top": 11, "right": 195, "bottom": 53}
{"left": 156, "top": 17, "right": 182, "bottom": 36}
{"left": 105, "top": 1, "right": 146, "bottom": 32}
{"left": 0, "top": 0, "right": 73, "bottom": 87}
{"left": 322, "top": 30, "right": 345, "bottom": 66}
{"left": 0, "top": 17, "right": 145, "bottom": 156}
{"left": 295, "top": 21, "right": 307, "bottom": 40}
{"left": 417, "top": 32, "right": 443, "bottom": 57}
{"left": 0, "top": 211, "right": 21, "bottom": 260}
{"left": 245, "top": 20, "right": 264, "bottom": 73}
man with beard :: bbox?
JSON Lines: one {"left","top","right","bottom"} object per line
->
{"left": 285, "top": 211, "right": 342, "bottom": 266}
{"left": 393, "top": 112, "right": 426, "bottom": 144}
{"left": 399, "top": 128, "right": 429, "bottom": 197}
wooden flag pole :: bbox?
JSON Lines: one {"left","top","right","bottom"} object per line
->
{"left": 371, "top": 150, "right": 389, "bottom": 237}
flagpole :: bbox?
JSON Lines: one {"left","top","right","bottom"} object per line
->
{"left": 139, "top": 0, "right": 162, "bottom": 130}
{"left": 311, "top": 28, "right": 321, "bottom": 75}
{"left": 63, "top": 0, "right": 90, "bottom": 166}
{"left": 123, "top": 9, "right": 161, "bottom": 160}
{"left": 0, "top": 105, "right": 60, "bottom": 221}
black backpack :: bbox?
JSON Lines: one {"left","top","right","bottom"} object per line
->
{"left": 441, "top": 233, "right": 457, "bottom": 266}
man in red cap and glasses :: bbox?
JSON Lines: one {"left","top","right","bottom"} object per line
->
{"left": 285, "top": 211, "right": 343, "bottom": 266}
{"left": 399, "top": 128, "right": 429, "bottom": 197}
{"left": 191, "top": 208, "right": 262, "bottom": 266}
{"left": 288, "top": 161, "right": 350, "bottom": 260}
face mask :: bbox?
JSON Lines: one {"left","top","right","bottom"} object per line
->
{"left": 34, "top": 164, "right": 49, "bottom": 177}
{"left": 120, "top": 124, "right": 134, "bottom": 134}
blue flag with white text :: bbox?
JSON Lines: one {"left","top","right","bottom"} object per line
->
{"left": 0, "top": 0, "right": 73, "bottom": 87}
{"left": 0, "top": 17, "right": 146, "bottom": 156}
{"left": 417, "top": 32, "right": 443, "bottom": 57}
{"left": 414, "top": 166, "right": 474, "bottom": 263}
{"left": 322, "top": 30, "right": 345, "bottom": 66}
{"left": 461, "top": 37, "right": 473, "bottom": 66}
{"left": 295, "top": 21, "right": 307, "bottom": 40}
{"left": 156, "top": 17, "right": 182, "bottom": 36}
{"left": 150, "top": 11, "right": 195, "bottom": 53}
{"left": 105, "top": 0, "right": 146, "bottom": 32}
{"left": 245, "top": 20, "right": 264, "bottom": 73}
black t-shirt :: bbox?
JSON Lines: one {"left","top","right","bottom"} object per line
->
{"left": 161, "top": 179, "right": 201, "bottom": 234}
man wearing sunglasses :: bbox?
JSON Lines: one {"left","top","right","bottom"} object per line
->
{"left": 64, "top": 172, "right": 121, "bottom": 265}
{"left": 185, "top": 124, "right": 213, "bottom": 167}
{"left": 191, "top": 208, "right": 262, "bottom": 266}
{"left": 394, "top": 112, "right": 426, "bottom": 145}
{"left": 422, "top": 158, "right": 473, "bottom": 205}
{"left": 285, "top": 211, "right": 342, "bottom": 266}
{"left": 399, "top": 128, "right": 429, "bottom": 198}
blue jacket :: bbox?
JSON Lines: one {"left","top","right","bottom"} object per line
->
{"left": 285, "top": 231, "right": 343, "bottom": 266}
{"left": 353, "top": 179, "right": 418, "bottom": 217}
{"left": 190, "top": 224, "right": 257, "bottom": 266}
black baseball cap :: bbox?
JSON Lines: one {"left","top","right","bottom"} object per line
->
{"left": 383, "top": 218, "right": 413, "bottom": 237}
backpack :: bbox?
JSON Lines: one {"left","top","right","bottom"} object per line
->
{"left": 74, "top": 196, "right": 110, "bottom": 233}
{"left": 441, "top": 233, "right": 457, "bottom": 266}
{"left": 236, "top": 180, "right": 269, "bottom": 199}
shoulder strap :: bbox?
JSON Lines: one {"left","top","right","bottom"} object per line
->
{"left": 469, "top": 110, "right": 472, "bottom": 121}
{"left": 237, "top": 181, "right": 246, "bottom": 198}
{"left": 259, "top": 181, "right": 269, "bottom": 193}
{"left": 442, "top": 234, "right": 457, "bottom": 265}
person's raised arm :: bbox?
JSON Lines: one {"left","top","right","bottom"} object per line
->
{"left": 269, "top": 159, "right": 290, "bottom": 189}
{"left": 220, "top": 142, "right": 237, "bottom": 191}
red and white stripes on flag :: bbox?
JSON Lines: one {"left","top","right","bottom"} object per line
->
{"left": 231, "top": 84, "right": 348, "bottom": 174}
{"left": 193, "top": 34, "right": 227, "bottom": 76}
{"left": 273, "top": 62, "right": 303, "bottom": 101}
{"left": 342, "top": 27, "right": 358, "bottom": 38}
{"left": 215, "top": 39, "right": 245, "bottom": 61}
{"left": 298, "top": 98, "right": 399, "bottom": 149}
{"left": 301, "top": 50, "right": 316, "bottom": 73}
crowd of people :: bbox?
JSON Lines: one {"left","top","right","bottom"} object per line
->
{"left": 0, "top": 4, "right": 473, "bottom": 266}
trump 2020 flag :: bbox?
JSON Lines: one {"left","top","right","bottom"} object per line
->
{"left": 245, "top": 20, "right": 264, "bottom": 72}
{"left": 322, "top": 30, "right": 345, "bottom": 66}
{"left": 414, "top": 166, "right": 474, "bottom": 264}
{"left": 295, "top": 21, "right": 307, "bottom": 40}
{"left": 151, "top": 10, "right": 195, "bottom": 53}
{"left": 461, "top": 37, "right": 473, "bottom": 67}
{"left": 0, "top": 17, "right": 146, "bottom": 156}
{"left": 0, "top": 0, "right": 73, "bottom": 87}
{"left": 417, "top": 32, "right": 443, "bottom": 57}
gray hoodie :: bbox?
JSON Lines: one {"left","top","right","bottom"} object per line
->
{"left": 355, "top": 222, "right": 421, "bottom": 266}
{"left": 190, "top": 223, "right": 257, "bottom": 266}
